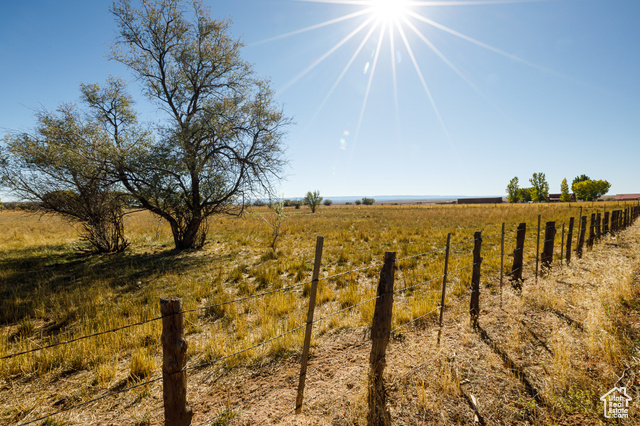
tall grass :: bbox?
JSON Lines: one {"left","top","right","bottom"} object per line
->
{"left": 0, "top": 201, "right": 636, "bottom": 423}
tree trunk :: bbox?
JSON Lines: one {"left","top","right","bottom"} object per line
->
{"left": 170, "top": 217, "right": 205, "bottom": 250}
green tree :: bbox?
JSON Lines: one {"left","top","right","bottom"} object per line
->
{"left": 529, "top": 172, "right": 549, "bottom": 202}
{"left": 361, "top": 197, "right": 375, "bottom": 205}
{"left": 517, "top": 188, "right": 532, "bottom": 202}
{"left": 573, "top": 180, "right": 611, "bottom": 201}
{"left": 303, "top": 190, "right": 323, "bottom": 213}
{"left": 89, "top": 0, "right": 290, "bottom": 250}
{"left": 571, "top": 174, "right": 591, "bottom": 194}
{"left": 0, "top": 105, "right": 129, "bottom": 252}
{"left": 506, "top": 177, "right": 520, "bottom": 203}
{"left": 560, "top": 178, "right": 571, "bottom": 202}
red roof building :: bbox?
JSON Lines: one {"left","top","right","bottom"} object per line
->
{"left": 615, "top": 194, "right": 640, "bottom": 201}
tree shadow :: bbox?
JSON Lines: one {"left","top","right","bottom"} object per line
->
{"left": 0, "top": 244, "right": 228, "bottom": 324}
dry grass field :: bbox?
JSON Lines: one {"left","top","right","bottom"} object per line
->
{"left": 1, "top": 201, "right": 639, "bottom": 425}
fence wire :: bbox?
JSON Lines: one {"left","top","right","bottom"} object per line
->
{"left": 320, "top": 261, "right": 386, "bottom": 282}
{"left": 2, "top": 315, "right": 164, "bottom": 360}
{"left": 194, "top": 370, "right": 302, "bottom": 426}
{"left": 395, "top": 245, "right": 447, "bottom": 263}
{"left": 11, "top": 209, "right": 638, "bottom": 424}
{"left": 181, "top": 278, "right": 312, "bottom": 317}
{"left": 394, "top": 274, "right": 444, "bottom": 295}
{"left": 449, "top": 237, "right": 478, "bottom": 250}
{"left": 183, "top": 322, "right": 307, "bottom": 373}
{"left": 312, "top": 294, "right": 381, "bottom": 326}
{"left": 268, "top": 363, "right": 370, "bottom": 425}
{"left": 17, "top": 375, "right": 162, "bottom": 426}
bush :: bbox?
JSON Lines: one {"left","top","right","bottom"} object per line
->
{"left": 361, "top": 197, "right": 375, "bottom": 205}
{"left": 303, "top": 190, "right": 323, "bottom": 213}
{"left": 354, "top": 200, "right": 361, "bottom": 205}
{"left": 323, "top": 199, "right": 333, "bottom": 206}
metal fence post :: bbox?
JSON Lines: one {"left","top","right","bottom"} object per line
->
{"left": 295, "top": 236, "right": 324, "bottom": 414}
{"left": 437, "top": 233, "right": 451, "bottom": 345}
{"left": 470, "top": 232, "right": 483, "bottom": 329}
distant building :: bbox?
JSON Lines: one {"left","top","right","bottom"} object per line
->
{"left": 548, "top": 193, "right": 576, "bottom": 202}
{"left": 457, "top": 197, "right": 503, "bottom": 205}
{"left": 615, "top": 194, "right": 640, "bottom": 201}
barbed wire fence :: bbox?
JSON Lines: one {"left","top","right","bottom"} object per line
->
{"left": 4, "top": 204, "right": 639, "bottom": 425}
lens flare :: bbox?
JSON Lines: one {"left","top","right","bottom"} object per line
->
{"left": 269, "top": 0, "right": 552, "bottom": 154}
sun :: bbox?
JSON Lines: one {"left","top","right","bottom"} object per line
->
{"left": 271, "top": 0, "right": 543, "bottom": 150}
{"left": 368, "top": 0, "right": 411, "bottom": 24}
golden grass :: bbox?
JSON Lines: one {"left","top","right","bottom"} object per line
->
{"left": 0, "top": 201, "right": 637, "bottom": 424}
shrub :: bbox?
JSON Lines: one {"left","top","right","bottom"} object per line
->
{"left": 361, "top": 197, "right": 375, "bottom": 205}
{"left": 303, "top": 190, "right": 323, "bottom": 213}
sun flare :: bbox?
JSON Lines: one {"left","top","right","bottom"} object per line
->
{"left": 271, "top": 0, "right": 545, "bottom": 151}
{"left": 368, "top": 0, "right": 411, "bottom": 24}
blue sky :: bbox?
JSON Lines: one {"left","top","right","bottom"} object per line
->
{"left": 1, "top": 0, "right": 639, "bottom": 200}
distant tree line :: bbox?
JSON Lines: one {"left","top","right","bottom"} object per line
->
{"left": 506, "top": 173, "right": 610, "bottom": 203}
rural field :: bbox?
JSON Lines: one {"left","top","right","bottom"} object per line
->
{"left": 1, "top": 201, "right": 639, "bottom": 425}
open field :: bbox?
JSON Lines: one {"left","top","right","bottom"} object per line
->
{"left": 1, "top": 201, "right": 639, "bottom": 425}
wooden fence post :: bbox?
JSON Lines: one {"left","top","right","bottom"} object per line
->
{"left": 576, "top": 216, "right": 587, "bottom": 259}
{"left": 611, "top": 211, "right": 619, "bottom": 234}
{"left": 619, "top": 209, "right": 624, "bottom": 230}
{"left": 625, "top": 209, "right": 629, "bottom": 228}
{"left": 587, "top": 213, "right": 596, "bottom": 250}
{"left": 295, "top": 236, "right": 324, "bottom": 414}
{"left": 541, "top": 221, "right": 556, "bottom": 273}
{"left": 470, "top": 232, "right": 483, "bottom": 329}
{"left": 437, "top": 233, "right": 451, "bottom": 345}
{"left": 617, "top": 210, "right": 622, "bottom": 232}
{"left": 620, "top": 209, "right": 624, "bottom": 230}
{"left": 368, "top": 252, "right": 395, "bottom": 426}
{"left": 535, "top": 215, "right": 541, "bottom": 283}
{"left": 603, "top": 211, "right": 610, "bottom": 235}
{"left": 160, "top": 297, "right": 193, "bottom": 426}
{"left": 560, "top": 223, "right": 565, "bottom": 266}
{"left": 511, "top": 223, "right": 526, "bottom": 289}
{"left": 577, "top": 207, "right": 583, "bottom": 246}
{"left": 595, "top": 212, "right": 602, "bottom": 241}
{"left": 565, "top": 217, "right": 574, "bottom": 265}
{"left": 500, "top": 223, "right": 505, "bottom": 308}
